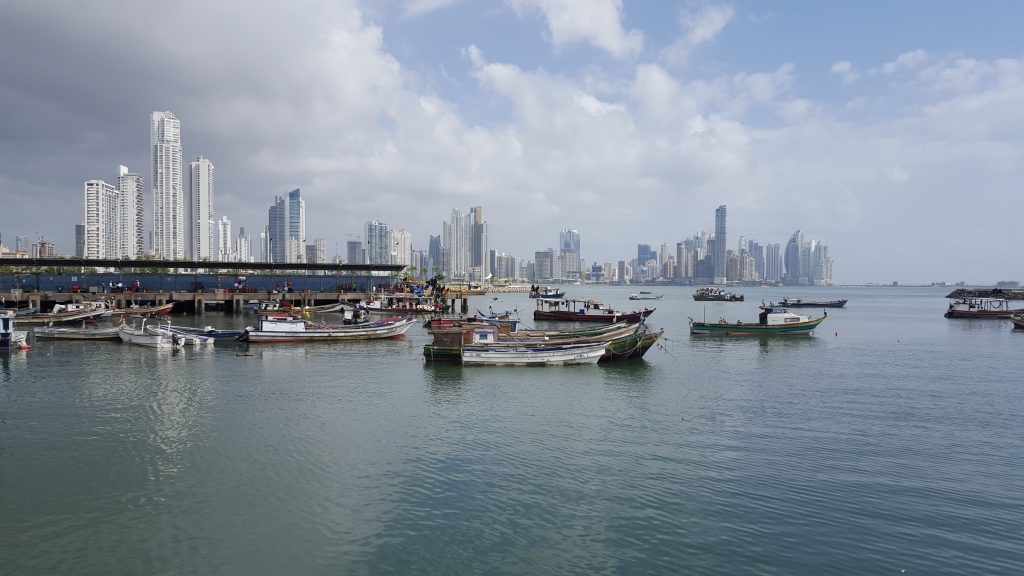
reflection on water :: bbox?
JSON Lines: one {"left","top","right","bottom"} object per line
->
{"left": 423, "top": 363, "right": 466, "bottom": 403}
{"left": 1, "top": 349, "right": 29, "bottom": 378}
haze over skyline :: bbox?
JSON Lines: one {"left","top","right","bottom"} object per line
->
{"left": 1, "top": 1, "right": 1022, "bottom": 284}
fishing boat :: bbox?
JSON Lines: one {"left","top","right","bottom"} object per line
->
{"left": 1010, "top": 313, "right": 1024, "bottom": 330}
{"left": 774, "top": 297, "right": 847, "bottom": 308}
{"left": 13, "top": 306, "right": 108, "bottom": 325}
{"left": 118, "top": 317, "right": 182, "bottom": 348}
{"left": 529, "top": 285, "right": 566, "bottom": 299}
{"left": 110, "top": 302, "right": 174, "bottom": 317}
{"left": 148, "top": 325, "right": 215, "bottom": 346}
{"left": 33, "top": 324, "right": 122, "bottom": 340}
{"left": 629, "top": 291, "right": 663, "bottom": 300}
{"left": 460, "top": 341, "right": 606, "bottom": 366}
{"left": 944, "top": 297, "right": 1024, "bottom": 319}
{"left": 51, "top": 301, "right": 113, "bottom": 318}
{"left": 689, "top": 305, "right": 826, "bottom": 335}
{"left": 600, "top": 324, "right": 664, "bottom": 362}
{"left": 1, "top": 310, "right": 30, "bottom": 350}
{"left": 167, "top": 325, "right": 245, "bottom": 340}
{"left": 533, "top": 298, "right": 654, "bottom": 324}
{"left": 364, "top": 294, "right": 445, "bottom": 315}
{"left": 239, "top": 315, "right": 416, "bottom": 343}
{"left": 693, "top": 287, "right": 744, "bottom": 302}
{"left": 423, "top": 322, "right": 651, "bottom": 363}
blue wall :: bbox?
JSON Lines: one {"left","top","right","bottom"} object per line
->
{"left": 0, "top": 273, "right": 392, "bottom": 294}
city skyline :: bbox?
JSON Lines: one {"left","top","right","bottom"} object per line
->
{"left": 1, "top": 2, "right": 1022, "bottom": 283}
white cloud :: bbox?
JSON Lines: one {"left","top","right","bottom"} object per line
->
{"left": 662, "top": 3, "right": 735, "bottom": 66}
{"left": 881, "top": 49, "right": 929, "bottom": 75}
{"left": 506, "top": 0, "right": 643, "bottom": 58}
{"left": 401, "top": 0, "right": 465, "bottom": 19}
{"left": 830, "top": 60, "right": 861, "bottom": 85}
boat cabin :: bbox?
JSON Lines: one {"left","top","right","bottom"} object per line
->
{"left": 758, "top": 307, "right": 814, "bottom": 325}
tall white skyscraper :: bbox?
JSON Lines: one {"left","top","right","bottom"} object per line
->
{"left": 190, "top": 155, "right": 215, "bottom": 261}
{"left": 443, "top": 208, "right": 466, "bottom": 279}
{"left": 365, "top": 220, "right": 392, "bottom": 265}
{"left": 217, "top": 216, "right": 232, "bottom": 261}
{"left": 393, "top": 228, "right": 412, "bottom": 266}
{"left": 151, "top": 111, "right": 183, "bottom": 259}
{"left": 117, "top": 165, "right": 144, "bottom": 258}
{"left": 236, "top": 227, "right": 252, "bottom": 263}
{"left": 83, "top": 179, "right": 121, "bottom": 259}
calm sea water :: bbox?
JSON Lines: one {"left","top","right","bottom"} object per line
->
{"left": 1, "top": 286, "right": 1021, "bottom": 575}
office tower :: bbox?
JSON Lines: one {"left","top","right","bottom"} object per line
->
{"left": 151, "top": 111, "right": 183, "bottom": 259}
{"left": 765, "top": 243, "right": 781, "bottom": 283}
{"left": 117, "top": 165, "right": 144, "bottom": 258}
{"left": 713, "top": 205, "right": 727, "bottom": 284}
{"left": 534, "top": 249, "right": 554, "bottom": 280}
{"left": 237, "top": 227, "right": 252, "bottom": 262}
{"left": 365, "top": 220, "right": 392, "bottom": 265}
{"left": 267, "top": 188, "right": 305, "bottom": 263}
{"left": 636, "top": 244, "right": 657, "bottom": 268}
{"left": 346, "top": 240, "right": 364, "bottom": 264}
{"left": 217, "top": 216, "right": 232, "bottom": 261}
{"left": 428, "top": 235, "right": 442, "bottom": 276}
{"left": 393, "top": 228, "right": 412, "bottom": 266}
{"left": 75, "top": 224, "right": 85, "bottom": 257}
{"left": 783, "top": 230, "right": 802, "bottom": 285}
{"left": 83, "top": 179, "right": 121, "bottom": 259}
{"left": 190, "top": 156, "right": 215, "bottom": 260}
{"left": 443, "top": 208, "right": 466, "bottom": 278}
{"left": 314, "top": 236, "right": 327, "bottom": 265}
{"left": 559, "top": 229, "right": 581, "bottom": 279}
{"left": 469, "top": 207, "right": 488, "bottom": 280}
{"left": 675, "top": 242, "right": 685, "bottom": 280}
{"left": 16, "top": 235, "right": 28, "bottom": 253}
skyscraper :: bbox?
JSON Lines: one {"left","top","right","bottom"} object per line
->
{"left": 783, "top": 230, "right": 802, "bottom": 285}
{"left": 469, "top": 206, "right": 488, "bottom": 280}
{"left": 267, "top": 188, "right": 305, "bottom": 263}
{"left": 364, "top": 220, "right": 392, "bottom": 265}
{"left": 217, "top": 216, "right": 231, "bottom": 261}
{"left": 237, "top": 227, "right": 252, "bottom": 262}
{"left": 83, "top": 179, "right": 120, "bottom": 259}
{"left": 189, "top": 156, "right": 215, "bottom": 261}
{"left": 151, "top": 111, "right": 183, "bottom": 259}
{"left": 713, "top": 205, "right": 727, "bottom": 284}
{"left": 346, "top": 240, "right": 364, "bottom": 265}
{"left": 117, "top": 165, "right": 144, "bottom": 258}
{"left": 560, "top": 229, "right": 581, "bottom": 279}
{"left": 393, "top": 228, "right": 412, "bottom": 267}
{"left": 443, "top": 208, "right": 466, "bottom": 279}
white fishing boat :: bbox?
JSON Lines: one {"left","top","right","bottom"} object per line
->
{"left": 118, "top": 317, "right": 182, "bottom": 349}
{"left": 1, "top": 310, "right": 30, "bottom": 350}
{"left": 629, "top": 291, "right": 663, "bottom": 300}
{"left": 460, "top": 340, "right": 606, "bottom": 366}
{"left": 147, "top": 325, "right": 215, "bottom": 346}
{"left": 240, "top": 315, "right": 416, "bottom": 343}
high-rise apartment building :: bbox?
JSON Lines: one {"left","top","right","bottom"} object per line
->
{"left": 217, "top": 216, "right": 232, "bottom": 261}
{"left": 765, "top": 243, "right": 781, "bottom": 283}
{"left": 713, "top": 205, "right": 727, "bottom": 284}
{"left": 83, "top": 179, "right": 120, "bottom": 259}
{"left": 267, "top": 188, "right": 305, "bottom": 263}
{"left": 236, "top": 227, "right": 252, "bottom": 262}
{"left": 393, "top": 228, "right": 412, "bottom": 267}
{"left": 443, "top": 208, "right": 466, "bottom": 279}
{"left": 559, "top": 229, "right": 580, "bottom": 279}
{"left": 151, "top": 111, "right": 184, "bottom": 259}
{"left": 365, "top": 220, "right": 392, "bottom": 265}
{"left": 783, "top": 230, "right": 802, "bottom": 285}
{"left": 75, "top": 224, "right": 86, "bottom": 258}
{"left": 346, "top": 240, "right": 364, "bottom": 265}
{"left": 469, "top": 207, "right": 488, "bottom": 280}
{"left": 117, "top": 166, "right": 144, "bottom": 258}
{"left": 190, "top": 156, "right": 215, "bottom": 260}
{"left": 534, "top": 249, "right": 554, "bottom": 280}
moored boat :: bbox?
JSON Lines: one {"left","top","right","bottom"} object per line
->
{"left": 33, "top": 324, "right": 122, "bottom": 340}
{"left": 460, "top": 341, "right": 607, "bottom": 366}
{"left": 240, "top": 315, "right": 416, "bottom": 343}
{"left": 110, "top": 302, "right": 174, "bottom": 317}
{"left": 167, "top": 325, "right": 245, "bottom": 340}
{"left": 1, "top": 310, "right": 30, "bottom": 350}
{"left": 118, "top": 317, "right": 182, "bottom": 348}
{"left": 944, "top": 297, "right": 1024, "bottom": 319}
{"left": 629, "top": 291, "right": 663, "bottom": 300}
{"left": 775, "top": 297, "right": 847, "bottom": 308}
{"left": 1010, "top": 313, "right": 1024, "bottom": 330}
{"left": 533, "top": 298, "right": 654, "bottom": 324}
{"left": 12, "top": 306, "right": 109, "bottom": 325}
{"left": 690, "top": 305, "right": 826, "bottom": 335}
{"left": 693, "top": 287, "right": 744, "bottom": 302}
{"left": 529, "top": 285, "right": 566, "bottom": 299}
{"left": 599, "top": 325, "right": 664, "bottom": 362}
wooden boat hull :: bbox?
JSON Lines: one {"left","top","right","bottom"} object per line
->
{"left": 600, "top": 328, "right": 663, "bottom": 362}
{"left": 13, "top": 309, "right": 110, "bottom": 325}
{"left": 779, "top": 299, "right": 847, "bottom": 308}
{"left": 111, "top": 303, "right": 175, "bottom": 317}
{"left": 693, "top": 295, "right": 744, "bottom": 302}
{"left": 533, "top": 309, "right": 653, "bottom": 324}
{"left": 461, "top": 342, "right": 605, "bottom": 366}
{"left": 690, "top": 316, "right": 825, "bottom": 335}
{"left": 241, "top": 317, "right": 416, "bottom": 343}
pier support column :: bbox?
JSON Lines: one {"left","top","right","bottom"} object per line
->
{"left": 195, "top": 296, "right": 204, "bottom": 315}
{"left": 461, "top": 298, "right": 468, "bottom": 314}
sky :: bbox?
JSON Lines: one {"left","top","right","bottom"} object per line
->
{"left": 1, "top": 0, "right": 1022, "bottom": 284}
